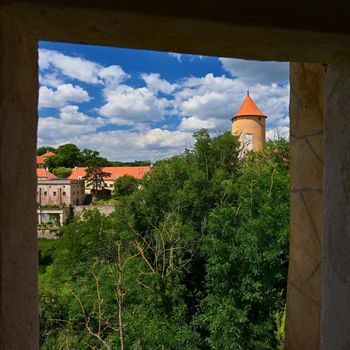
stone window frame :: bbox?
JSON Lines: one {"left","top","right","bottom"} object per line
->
{"left": 3, "top": 4, "right": 349, "bottom": 349}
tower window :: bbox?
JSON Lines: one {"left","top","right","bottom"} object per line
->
{"left": 246, "top": 134, "right": 254, "bottom": 151}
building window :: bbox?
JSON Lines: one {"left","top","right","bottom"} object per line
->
{"left": 44, "top": 191, "right": 47, "bottom": 196}
{"left": 63, "top": 192, "right": 66, "bottom": 196}
{"left": 53, "top": 191, "right": 57, "bottom": 196}
{"left": 245, "top": 133, "right": 254, "bottom": 151}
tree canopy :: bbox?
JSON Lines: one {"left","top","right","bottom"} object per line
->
{"left": 39, "top": 131, "right": 289, "bottom": 349}
{"left": 52, "top": 167, "right": 72, "bottom": 179}
{"left": 84, "top": 162, "right": 112, "bottom": 193}
{"left": 113, "top": 175, "right": 139, "bottom": 198}
{"left": 40, "top": 143, "right": 151, "bottom": 172}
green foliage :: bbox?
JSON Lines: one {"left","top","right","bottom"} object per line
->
{"left": 40, "top": 143, "right": 150, "bottom": 170}
{"left": 39, "top": 131, "right": 289, "bottom": 350}
{"left": 84, "top": 162, "right": 112, "bottom": 193}
{"left": 39, "top": 239, "right": 58, "bottom": 270}
{"left": 198, "top": 139, "right": 289, "bottom": 349}
{"left": 46, "top": 143, "right": 81, "bottom": 169}
{"left": 39, "top": 210, "right": 200, "bottom": 349}
{"left": 79, "top": 148, "right": 104, "bottom": 165}
{"left": 274, "top": 306, "right": 286, "bottom": 350}
{"left": 52, "top": 167, "right": 72, "bottom": 178}
{"left": 109, "top": 160, "right": 152, "bottom": 167}
{"left": 113, "top": 175, "right": 139, "bottom": 198}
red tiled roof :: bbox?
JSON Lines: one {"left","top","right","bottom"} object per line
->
{"left": 233, "top": 95, "right": 266, "bottom": 118}
{"left": 36, "top": 151, "right": 56, "bottom": 165}
{"left": 37, "top": 168, "right": 57, "bottom": 179}
{"left": 42, "top": 151, "right": 56, "bottom": 157}
{"left": 36, "top": 156, "right": 45, "bottom": 164}
{"left": 69, "top": 166, "right": 151, "bottom": 181}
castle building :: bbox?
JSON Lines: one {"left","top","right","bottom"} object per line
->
{"left": 69, "top": 166, "right": 151, "bottom": 194}
{"left": 231, "top": 93, "right": 267, "bottom": 155}
{"left": 37, "top": 178, "right": 85, "bottom": 206}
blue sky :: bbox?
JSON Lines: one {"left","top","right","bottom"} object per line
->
{"left": 38, "top": 41, "right": 289, "bottom": 161}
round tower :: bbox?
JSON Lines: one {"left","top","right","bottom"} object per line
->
{"left": 231, "top": 92, "right": 266, "bottom": 154}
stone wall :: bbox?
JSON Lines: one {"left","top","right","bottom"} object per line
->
{"left": 72, "top": 204, "right": 115, "bottom": 217}
{"left": 321, "top": 60, "right": 350, "bottom": 349}
{"left": 3, "top": 1, "right": 350, "bottom": 349}
{"left": 37, "top": 229, "right": 59, "bottom": 239}
{"left": 285, "top": 63, "right": 325, "bottom": 350}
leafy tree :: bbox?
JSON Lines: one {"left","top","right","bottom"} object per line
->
{"left": 39, "top": 132, "right": 289, "bottom": 350}
{"left": 84, "top": 163, "right": 111, "bottom": 193}
{"left": 108, "top": 160, "right": 152, "bottom": 167}
{"left": 39, "top": 143, "right": 151, "bottom": 168}
{"left": 39, "top": 210, "right": 201, "bottom": 349}
{"left": 45, "top": 144, "right": 80, "bottom": 169}
{"left": 79, "top": 148, "right": 109, "bottom": 167}
{"left": 198, "top": 139, "right": 289, "bottom": 349}
{"left": 113, "top": 175, "right": 139, "bottom": 198}
{"left": 52, "top": 167, "right": 72, "bottom": 178}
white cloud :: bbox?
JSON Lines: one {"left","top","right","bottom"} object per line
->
{"left": 39, "top": 49, "right": 128, "bottom": 88}
{"left": 39, "top": 49, "right": 102, "bottom": 84}
{"left": 38, "top": 118, "right": 192, "bottom": 162}
{"left": 39, "top": 72, "right": 63, "bottom": 88}
{"left": 141, "top": 73, "right": 176, "bottom": 94}
{"left": 178, "top": 116, "right": 218, "bottom": 132}
{"left": 38, "top": 84, "right": 91, "bottom": 108}
{"left": 59, "top": 105, "right": 101, "bottom": 124}
{"left": 174, "top": 74, "right": 246, "bottom": 122}
{"left": 38, "top": 105, "right": 104, "bottom": 144}
{"left": 168, "top": 52, "right": 182, "bottom": 62}
{"left": 168, "top": 52, "right": 204, "bottom": 63}
{"left": 99, "top": 85, "right": 169, "bottom": 125}
{"left": 219, "top": 58, "right": 289, "bottom": 85}
{"left": 171, "top": 73, "right": 289, "bottom": 131}
{"left": 77, "top": 128, "right": 193, "bottom": 161}
{"left": 98, "top": 65, "right": 130, "bottom": 90}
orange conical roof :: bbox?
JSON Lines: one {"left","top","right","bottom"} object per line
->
{"left": 233, "top": 94, "right": 266, "bottom": 119}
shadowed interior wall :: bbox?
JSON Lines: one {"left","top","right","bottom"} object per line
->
{"left": 0, "top": 11, "right": 39, "bottom": 349}
{"left": 3, "top": 1, "right": 350, "bottom": 63}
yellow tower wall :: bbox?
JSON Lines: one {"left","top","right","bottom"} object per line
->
{"left": 232, "top": 115, "right": 266, "bottom": 152}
